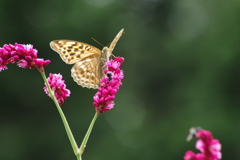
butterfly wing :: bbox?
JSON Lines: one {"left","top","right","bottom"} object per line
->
{"left": 108, "top": 28, "right": 124, "bottom": 53}
{"left": 71, "top": 56, "right": 103, "bottom": 89}
{"left": 50, "top": 40, "right": 101, "bottom": 64}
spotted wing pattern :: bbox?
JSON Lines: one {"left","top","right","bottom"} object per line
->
{"left": 71, "top": 57, "right": 103, "bottom": 89}
{"left": 50, "top": 40, "right": 101, "bottom": 64}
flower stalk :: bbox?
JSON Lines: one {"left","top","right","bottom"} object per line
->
{"left": 79, "top": 112, "right": 98, "bottom": 155}
{"left": 38, "top": 68, "right": 79, "bottom": 156}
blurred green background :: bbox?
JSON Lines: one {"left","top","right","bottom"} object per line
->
{"left": 0, "top": 0, "right": 240, "bottom": 159}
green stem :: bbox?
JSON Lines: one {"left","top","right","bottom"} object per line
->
{"left": 38, "top": 69, "right": 79, "bottom": 155}
{"left": 77, "top": 154, "right": 81, "bottom": 160}
{"left": 78, "top": 112, "right": 98, "bottom": 156}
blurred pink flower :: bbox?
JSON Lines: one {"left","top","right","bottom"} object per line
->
{"left": 93, "top": 57, "right": 124, "bottom": 114}
{"left": 184, "top": 128, "right": 222, "bottom": 160}
{"left": 44, "top": 73, "right": 71, "bottom": 105}
{"left": 0, "top": 43, "right": 50, "bottom": 72}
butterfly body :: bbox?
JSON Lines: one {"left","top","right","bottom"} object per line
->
{"left": 50, "top": 29, "right": 124, "bottom": 89}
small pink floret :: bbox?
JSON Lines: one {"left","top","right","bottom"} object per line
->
{"left": 18, "top": 60, "right": 29, "bottom": 68}
{"left": 0, "top": 65, "right": 7, "bottom": 71}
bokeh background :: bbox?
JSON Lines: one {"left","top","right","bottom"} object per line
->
{"left": 0, "top": 0, "right": 240, "bottom": 159}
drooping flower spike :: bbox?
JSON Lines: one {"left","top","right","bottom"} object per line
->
{"left": 184, "top": 127, "right": 222, "bottom": 160}
{"left": 93, "top": 57, "right": 124, "bottom": 114}
{"left": 44, "top": 73, "right": 71, "bottom": 105}
{"left": 0, "top": 43, "right": 50, "bottom": 72}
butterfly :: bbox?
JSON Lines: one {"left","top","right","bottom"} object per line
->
{"left": 50, "top": 28, "right": 124, "bottom": 89}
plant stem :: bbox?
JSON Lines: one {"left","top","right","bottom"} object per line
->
{"left": 78, "top": 112, "right": 98, "bottom": 156}
{"left": 77, "top": 154, "right": 81, "bottom": 160}
{"left": 38, "top": 69, "right": 79, "bottom": 155}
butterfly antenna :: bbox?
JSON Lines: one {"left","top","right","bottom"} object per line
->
{"left": 92, "top": 38, "right": 116, "bottom": 57}
{"left": 91, "top": 38, "right": 104, "bottom": 47}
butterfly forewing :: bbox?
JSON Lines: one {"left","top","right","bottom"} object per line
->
{"left": 50, "top": 28, "right": 124, "bottom": 89}
{"left": 50, "top": 40, "right": 101, "bottom": 64}
{"left": 109, "top": 28, "right": 124, "bottom": 53}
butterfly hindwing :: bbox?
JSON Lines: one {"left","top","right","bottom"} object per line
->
{"left": 71, "top": 57, "right": 102, "bottom": 89}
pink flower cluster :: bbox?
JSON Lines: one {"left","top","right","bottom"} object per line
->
{"left": 93, "top": 57, "right": 124, "bottom": 114}
{"left": 44, "top": 73, "right": 71, "bottom": 105}
{"left": 184, "top": 128, "right": 222, "bottom": 160}
{"left": 0, "top": 43, "right": 50, "bottom": 72}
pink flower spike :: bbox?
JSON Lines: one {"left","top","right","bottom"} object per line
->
{"left": 184, "top": 127, "right": 222, "bottom": 160}
{"left": 93, "top": 57, "right": 124, "bottom": 114}
{"left": 44, "top": 73, "right": 71, "bottom": 105}
{"left": 0, "top": 43, "right": 50, "bottom": 72}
